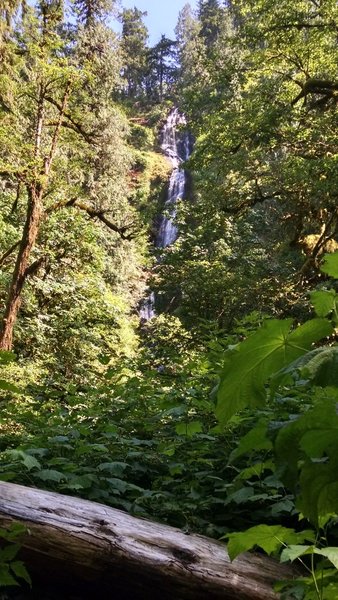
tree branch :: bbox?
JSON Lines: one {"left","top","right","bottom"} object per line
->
{"left": 73, "top": 201, "right": 138, "bottom": 240}
{"left": 267, "top": 21, "right": 338, "bottom": 33}
{"left": 291, "top": 78, "right": 338, "bottom": 106}
{"left": 24, "top": 256, "right": 46, "bottom": 278}
{"left": 0, "top": 241, "right": 20, "bottom": 267}
{"left": 45, "top": 81, "right": 72, "bottom": 175}
{"left": 297, "top": 208, "right": 338, "bottom": 278}
{"left": 44, "top": 95, "right": 97, "bottom": 144}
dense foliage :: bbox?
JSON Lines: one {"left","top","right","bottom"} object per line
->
{"left": 0, "top": 0, "right": 338, "bottom": 598}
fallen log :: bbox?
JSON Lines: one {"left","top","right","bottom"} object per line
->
{"left": 0, "top": 482, "right": 298, "bottom": 599}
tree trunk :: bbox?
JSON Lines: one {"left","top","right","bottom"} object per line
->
{"left": 0, "top": 81, "right": 70, "bottom": 350}
{"left": 0, "top": 482, "right": 299, "bottom": 599}
{"left": 0, "top": 186, "right": 43, "bottom": 350}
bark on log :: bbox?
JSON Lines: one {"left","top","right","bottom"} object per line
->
{"left": 0, "top": 482, "right": 298, "bottom": 599}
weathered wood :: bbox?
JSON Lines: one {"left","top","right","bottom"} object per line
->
{"left": 0, "top": 482, "right": 298, "bottom": 599}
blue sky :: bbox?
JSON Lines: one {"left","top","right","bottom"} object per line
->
{"left": 115, "top": 1, "right": 198, "bottom": 45}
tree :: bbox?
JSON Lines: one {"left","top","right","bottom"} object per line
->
{"left": 72, "top": 0, "right": 115, "bottom": 26}
{"left": 198, "top": 0, "right": 222, "bottom": 46}
{"left": 146, "top": 35, "right": 178, "bottom": 102}
{"left": 168, "top": 0, "right": 338, "bottom": 327}
{"left": 120, "top": 7, "right": 148, "bottom": 98}
{"left": 0, "top": 0, "right": 138, "bottom": 350}
{"left": 175, "top": 3, "right": 206, "bottom": 105}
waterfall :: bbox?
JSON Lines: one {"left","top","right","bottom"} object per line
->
{"left": 157, "top": 108, "right": 191, "bottom": 248}
{"left": 139, "top": 108, "right": 192, "bottom": 321}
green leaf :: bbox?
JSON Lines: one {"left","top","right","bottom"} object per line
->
{"left": 310, "top": 290, "right": 338, "bottom": 317}
{"left": 10, "top": 561, "right": 31, "bottom": 586}
{"left": 225, "top": 525, "right": 306, "bottom": 561}
{"left": 321, "top": 252, "right": 338, "bottom": 279}
{"left": 314, "top": 547, "right": 338, "bottom": 569}
{"left": 62, "top": 474, "right": 94, "bottom": 491}
{"left": 0, "top": 524, "right": 26, "bottom": 542}
{"left": 0, "top": 544, "right": 20, "bottom": 562}
{"left": 270, "top": 499, "right": 295, "bottom": 517}
{"left": 0, "top": 564, "right": 19, "bottom": 586}
{"left": 224, "top": 487, "right": 253, "bottom": 505}
{"left": 275, "top": 392, "right": 338, "bottom": 490}
{"left": 97, "top": 462, "right": 128, "bottom": 476}
{"left": 300, "top": 347, "right": 338, "bottom": 387}
{"left": 0, "top": 473, "right": 16, "bottom": 482}
{"left": 216, "top": 319, "right": 333, "bottom": 424}
{"left": 298, "top": 461, "right": 338, "bottom": 527}
{"left": 35, "top": 469, "right": 66, "bottom": 482}
{"left": 229, "top": 421, "right": 272, "bottom": 462}
{"left": 235, "top": 460, "right": 275, "bottom": 480}
{"left": 175, "top": 421, "right": 203, "bottom": 437}
{"left": 270, "top": 347, "right": 338, "bottom": 395}
{"left": 6, "top": 451, "right": 41, "bottom": 471}
{"left": 280, "top": 545, "right": 313, "bottom": 563}
{"left": 98, "top": 354, "right": 110, "bottom": 365}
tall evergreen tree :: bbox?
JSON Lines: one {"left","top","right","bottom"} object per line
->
{"left": 120, "top": 7, "right": 148, "bottom": 98}
{"left": 72, "top": 0, "right": 114, "bottom": 25}
{"left": 198, "top": 0, "right": 222, "bottom": 46}
{"left": 146, "top": 35, "right": 177, "bottom": 102}
{"left": 175, "top": 3, "right": 205, "bottom": 100}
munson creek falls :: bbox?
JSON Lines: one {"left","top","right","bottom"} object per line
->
{"left": 0, "top": 1, "right": 337, "bottom": 599}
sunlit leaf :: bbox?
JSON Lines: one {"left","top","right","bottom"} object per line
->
{"left": 217, "top": 319, "right": 332, "bottom": 424}
{"left": 225, "top": 525, "right": 313, "bottom": 561}
{"left": 321, "top": 252, "right": 338, "bottom": 279}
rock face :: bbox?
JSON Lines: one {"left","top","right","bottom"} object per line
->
{"left": 0, "top": 481, "right": 299, "bottom": 599}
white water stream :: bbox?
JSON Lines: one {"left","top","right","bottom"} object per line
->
{"left": 139, "top": 109, "right": 192, "bottom": 321}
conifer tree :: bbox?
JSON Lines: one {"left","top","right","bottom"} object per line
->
{"left": 120, "top": 7, "right": 148, "bottom": 98}
{"left": 146, "top": 35, "right": 177, "bottom": 102}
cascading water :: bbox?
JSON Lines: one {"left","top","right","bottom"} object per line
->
{"left": 139, "top": 108, "right": 193, "bottom": 321}
{"left": 157, "top": 108, "right": 191, "bottom": 248}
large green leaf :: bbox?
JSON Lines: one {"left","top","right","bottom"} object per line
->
{"left": 310, "top": 290, "right": 338, "bottom": 318}
{"left": 6, "top": 450, "right": 41, "bottom": 471}
{"left": 275, "top": 392, "right": 338, "bottom": 489}
{"left": 0, "top": 564, "right": 19, "bottom": 587}
{"left": 314, "top": 548, "right": 338, "bottom": 570}
{"left": 35, "top": 469, "right": 66, "bottom": 483}
{"left": 321, "top": 252, "right": 338, "bottom": 279}
{"left": 298, "top": 460, "right": 338, "bottom": 527}
{"left": 175, "top": 421, "right": 203, "bottom": 437}
{"left": 270, "top": 346, "right": 338, "bottom": 395}
{"left": 225, "top": 525, "right": 314, "bottom": 561}
{"left": 216, "top": 318, "right": 333, "bottom": 424}
{"left": 280, "top": 545, "right": 313, "bottom": 563}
